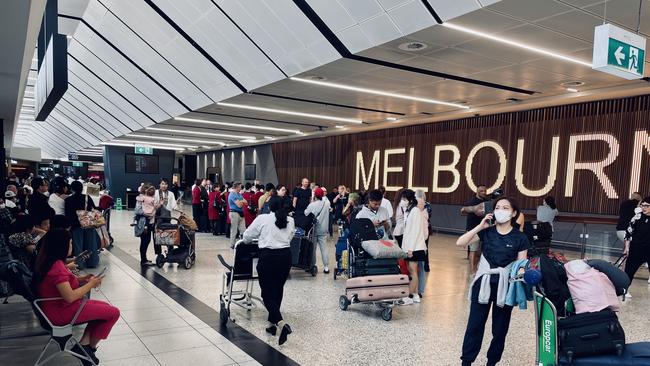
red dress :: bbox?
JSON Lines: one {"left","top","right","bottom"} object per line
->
{"left": 208, "top": 191, "right": 221, "bottom": 221}
{"left": 242, "top": 191, "right": 256, "bottom": 227}
{"left": 37, "top": 260, "right": 120, "bottom": 339}
{"left": 225, "top": 192, "right": 231, "bottom": 224}
{"left": 253, "top": 191, "right": 264, "bottom": 213}
{"left": 192, "top": 186, "right": 201, "bottom": 204}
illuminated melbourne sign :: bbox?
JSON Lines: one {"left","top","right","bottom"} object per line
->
{"left": 355, "top": 131, "right": 650, "bottom": 199}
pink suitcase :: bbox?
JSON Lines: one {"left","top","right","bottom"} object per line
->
{"left": 345, "top": 274, "right": 409, "bottom": 302}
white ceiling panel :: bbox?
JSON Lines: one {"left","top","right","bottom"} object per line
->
{"left": 337, "top": 0, "right": 384, "bottom": 22}
{"left": 55, "top": 101, "right": 115, "bottom": 141}
{"left": 427, "top": 0, "right": 482, "bottom": 21}
{"left": 534, "top": 9, "right": 603, "bottom": 42}
{"left": 358, "top": 13, "right": 402, "bottom": 46}
{"left": 306, "top": 0, "right": 357, "bottom": 33}
{"left": 376, "top": 0, "right": 412, "bottom": 11}
{"left": 387, "top": 1, "right": 437, "bottom": 35}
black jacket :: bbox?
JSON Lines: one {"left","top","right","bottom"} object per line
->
{"left": 28, "top": 192, "right": 54, "bottom": 223}
{"left": 617, "top": 199, "right": 639, "bottom": 230}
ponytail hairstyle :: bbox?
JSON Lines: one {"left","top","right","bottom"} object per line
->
{"left": 269, "top": 196, "right": 288, "bottom": 229}
{"left": 544, "top": 196, "right": 557, "bottom": 210}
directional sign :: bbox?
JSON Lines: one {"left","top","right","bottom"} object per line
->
{"left": 134, "top": 146, "right": 154, "bottom": 155}
{"left": 593, "top": 24, "right": 646, "bottom": 80}
{"left": 72, "top": 161, "right": 83, "bottom": 167}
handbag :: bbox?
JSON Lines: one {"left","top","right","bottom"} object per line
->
{"left": 76, "top": 194, "right": 105, "bottom": 228}
{"left": 155, "top": 227, "right": 180, "bottom": 246}
{"left": 178, "top": 213, "right": 198, "bottom": 231}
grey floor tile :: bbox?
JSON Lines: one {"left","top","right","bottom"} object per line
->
{"left": 216, "top": 342, "right": 254, "bottom": 364}
{"left": 139, "top": 328, "right": 212, "bottom": 354}
{"left": 102, "top": 354, "right": 161, "bottom": 366}
{"left": 94, "top": 335, "right": 150, "bottom": 362}
{"left": 127, "top": 316, "right": 189, "bottom": 335}
{"left": 154, "top": 345, "right": 235, "bottom": 366}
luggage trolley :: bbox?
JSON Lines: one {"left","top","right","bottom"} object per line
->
{"left": 153, "top": 217, "right": 196, "bottom": 269}
{"left": 217, "top": 239, "right": 262, "bottom": 326}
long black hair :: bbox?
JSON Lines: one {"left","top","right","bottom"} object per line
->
{"left": 402, "top": 189, "right": 418, "bottom": 209}
{"left": 33, "top": 229, "right": 72, "bottom": 285}
{"left": 544, "top": 196, "right": 557, "bottom": 210}
{"left": 269, "top": 196, "right": 288, "bottom": 229}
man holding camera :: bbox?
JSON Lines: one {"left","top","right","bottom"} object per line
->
{"left": 460, "top": 185, "right": 489, "bottom": 274}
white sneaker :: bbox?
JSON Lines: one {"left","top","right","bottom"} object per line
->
{"left": 400, "top": 297, "right": 414, "bottom": 305}
{"left": 625, "top": 292, "right": 632, "bottom": 298}
{"left": 647, "top": 277, "right": 650, "bottom": 284}
{"left": 412, "top": 294, "right": 421, "bottom": 303}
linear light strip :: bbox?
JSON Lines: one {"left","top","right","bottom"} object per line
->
{"left": 145, "top": 127, "right": 253, "bottom": 140}
{"left": 217, "top": 102, "right": 363, "bottom": 124}
{"left": 442, "top": 23, "right": 593, "bottom": 67}
{"left": 101, "top": 142, "right": 185, "bottom": 151}
{"left": 291, "top": 77, "right": 470, "bottom": 109}
{"left": 173, "top": 117, "right": 302, "bottom": 134}
{"left": 127, "top": 134, "right": 226, "bottom": 145}
{"left": 112, "top": 139, "right": 198, "bottom": 148}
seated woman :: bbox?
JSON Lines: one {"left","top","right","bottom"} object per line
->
{"left": 242, "top": 196, "right": 294, "bottom": 345}
{"left": 33, "top": 229, "right": 120, "bottom": 366}
{"left": 8, "top": 214, "right": 39, "bottom": 269}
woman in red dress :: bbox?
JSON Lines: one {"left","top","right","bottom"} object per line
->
{"left": 241, "top": 183, "right": 257, "bottom": 227}
{"left": 33, "top": 229, "right": 120, "bottom": 366}
{"left": 208, "top": 185, "right": 222, "bottom": 235}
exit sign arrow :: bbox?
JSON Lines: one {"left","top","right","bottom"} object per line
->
{"left": 614, "top": 46, "right": 625, "bottom": 65}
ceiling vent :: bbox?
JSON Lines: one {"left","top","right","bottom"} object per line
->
{"left": 398, "top": 41, "right": 428, "bottom": 51}
{"left": 560, "top": 81, "right": 585, "bottom": 87}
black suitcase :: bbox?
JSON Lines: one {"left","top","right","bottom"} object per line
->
{"left": 558, "top": 309, "right": 625, "bottom": 363}
{"left": 290, "top": 237, "right": 314, "bottom": 268}
{"left": 353, "top": 257, "right": 399, "bottom": 276}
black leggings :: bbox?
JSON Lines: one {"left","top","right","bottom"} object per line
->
{"left": 625, "top": 244, "right": 650, "bottom": 282}
{"left": 139, "top": 223, "right": 161, "bottom": 263}
{"left": 257, "top": 248, "right": 292, "bottom": 324}
{"left": 461, "top": 281, "right": 514, "bottom": 365}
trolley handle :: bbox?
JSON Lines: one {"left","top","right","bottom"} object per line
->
{"left": 217, "top": 254, "right": 233, "bottom": 271}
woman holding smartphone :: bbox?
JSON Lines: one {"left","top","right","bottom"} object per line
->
{"left": 33, "top": 229, "right": 120, "bottom": 366}
{"left": 456, "top": 197, "right": 529, "bottom": 366}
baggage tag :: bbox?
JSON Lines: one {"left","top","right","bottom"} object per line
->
{"left": 252, "top": 258, "right": 259, "bottom": 277}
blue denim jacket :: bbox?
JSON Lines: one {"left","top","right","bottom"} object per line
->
{"left": 505, "top": 258, "right": 533, "bottom": 309}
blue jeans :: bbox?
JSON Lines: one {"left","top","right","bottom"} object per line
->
{"left": 417, "top": 261, "right": 427, "bottom": 295}
{"left": 72, "top": 227, "right": 100, "bottom": 268}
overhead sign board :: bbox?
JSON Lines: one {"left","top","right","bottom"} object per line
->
{"left": 67, "top": 152, "right": 78, "bottom": 160}
{"left": 593, "top": 23, "right": 646, "bottom": 79}
{"left": 72, "top": 161, "right": 83, "bottom": 167}
{"left": 134, "top": 146, "right": 154, "bottom": 155}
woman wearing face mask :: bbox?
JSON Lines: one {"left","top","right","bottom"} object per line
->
{"left": 392, "top": 189, "right": 407, "bottom": 247}
{"left": 623, "top": 196, "right": 650, "bottom": 293}
{"left": 399, "top": 189, "right": 428, "bottom": 305}
{"left": 456, "top": 197, "right": 529, "bottom": 366}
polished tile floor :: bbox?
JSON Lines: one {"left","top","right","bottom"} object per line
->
{"left": 3, "top": 206, "right": 650, "bottom": 366}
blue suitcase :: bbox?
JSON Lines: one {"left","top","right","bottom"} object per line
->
{"left": 559, "top": 342, "right": 650, "bottom": 365}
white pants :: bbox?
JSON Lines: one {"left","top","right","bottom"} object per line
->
{"left": 230, "top": 212, "right": 246, "bottom": 247}
{"left": 315, "top": 234, "right": 329, "bottom": 268}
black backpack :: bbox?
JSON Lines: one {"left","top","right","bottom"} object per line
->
{"left": 538, "top": 254, "right": 571, "bottom": 317}
{"left": 348, "top": 218, "right": 378, "bottom": 249}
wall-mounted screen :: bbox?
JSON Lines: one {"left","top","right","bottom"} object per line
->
{"left": 125, "top": 154, "right": 159, "bottom": 174}
{"left": 244, "top": 164, "right": 256, "bottom": 180}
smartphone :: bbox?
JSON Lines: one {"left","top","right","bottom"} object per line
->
{"left": 97, "top": 267, "right": 108, "bottom": 277}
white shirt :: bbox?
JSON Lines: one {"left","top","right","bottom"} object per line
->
{"left": 355, "top": 205, "right": 390, "bottom": 225}
{"left": 393, "top": 201, "right": 407, "bottom": 236}
{"left": 243, "top": 214, "right": 295, "bottom": 250}
{"left": 154, "top": 190, "right": 178, "bottom": 212}
{"left": 381, "top": 198, "right": 394, "bottom": 219}
{"left": 48, "top": 193, "right": 66, "bottom": 215}
{"left": 304, "top": 199, "right": 331, "bottom": 236}
{"left": 402, "top": 206, "right": 427, "bottom": 252}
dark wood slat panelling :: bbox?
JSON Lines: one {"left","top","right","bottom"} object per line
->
{"left": 272, "top": 94, "right": 650, "bottom": 215}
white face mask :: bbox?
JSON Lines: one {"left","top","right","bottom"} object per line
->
{"left": 493, "top": 209, "right": 513, "bottom": 224}
{"left": 0, "top": 203, "right": 5, "bottom": 209}
{"left": 635, "top": 207, "right": 642, "bottom": 214}
{"left": 400, "top": 199, "right": 408, "bottom": 208}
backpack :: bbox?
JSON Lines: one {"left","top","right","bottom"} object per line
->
{"left": 0, "top": 260, "right": 35, "bottom": 302}
{"left": 537, "top": 253, "right": 571, "bottom": 317}
{"left": 348, "top": 218, "right": 379, "bottom": 249}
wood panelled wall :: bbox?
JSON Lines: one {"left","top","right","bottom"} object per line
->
{"left": 272, "top": 95, "right": 650, "bottom": 215}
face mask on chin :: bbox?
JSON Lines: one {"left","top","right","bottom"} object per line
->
{"left": 493, "top": 209, "right": 513, "bottom": 224}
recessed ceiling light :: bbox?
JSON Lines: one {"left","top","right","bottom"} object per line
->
{"left": 561, "top": 81, "right": 585, "bottom": 87}
{"left": 398, "top": 41, "right": 428, "bottom": 51}
{"left": 291, "top": 77, "right": 470, "bottom": 109}
{"left": 217, "top": 102, "right": 363, "bottom": 124}
{"left": 127, "top": 134, "right": 225, "bottom": 145}
{"left": 173, "top": 116, "right": 302, "bottom": 134}
{"left": 442, "top": 23, "right": 592, "bottom": 67}
{"left": 304, "top": 75, "right": 327, "bottom": 81}
{"left": 385, "top": 117, "right": 398, "bottom": 121}
{"left": 566, "top": 88, "right": 579, "bottom": 93}
{"left": 335, "top": 125, "right": 345, "bottom": 129}
{"left": 241, "top": 139, "right": 257, "bottom": 143}
{"left": 145, "top": 127, "right": 252, "bottom": 140}
{"left": 264, "top": 136, "right": 274, "bottom": 140}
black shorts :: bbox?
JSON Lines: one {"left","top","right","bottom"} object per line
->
{"left": 405, "top": 250, "right": 427, "bottom": 262}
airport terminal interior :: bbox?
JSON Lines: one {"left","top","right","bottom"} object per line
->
{"left": 3, "top": 0, "right": 650, "bottom": 365}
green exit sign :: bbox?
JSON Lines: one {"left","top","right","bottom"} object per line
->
{"left": 72, "top": 162, "right": 83, "bottom": 167}
{"left": 593, "top": 24, "right": 646, "bottom": 80}
{"left": 607, "top": 38, "right": 644, "bottom": 76}
{"left": 135, "top": 146, "right": 154, "bottom": 155}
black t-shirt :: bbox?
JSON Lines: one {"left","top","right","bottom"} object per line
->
{"left": 478, "top": 226, "right": 530, "bottom": 268}
{"left": 630, "top": 214, "right": 650, "bottom": 246}
{"left": 464, "top": 196, "right": 488, "bottom": 231}
{"left": 617, "top": 199, "right": 639, "bottom": 230}
{"left": 292, "top": 187, "right": 311, "bottom": 213}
